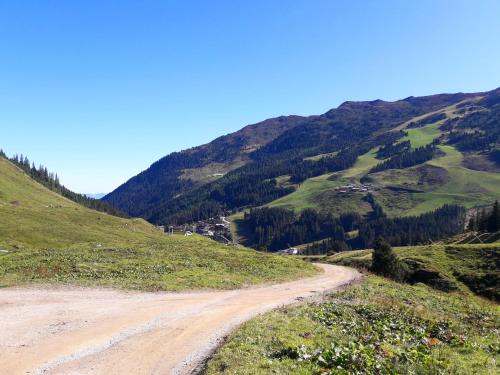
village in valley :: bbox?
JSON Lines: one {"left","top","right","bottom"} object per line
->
{"left": 158, "top": 216, "right": 233, "bottom": 245}
{"left": 157, "top": 218, "right": 309, "bottom": 256}
{"left": 334, "top": 183, "right": 374, "bottom": 194}
{"left": 153, "top": 182, "right": 378, "bottom": 254}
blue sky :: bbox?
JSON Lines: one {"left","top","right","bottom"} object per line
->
{"left": 1, "top": 0, "right": 499, "bottom": 193}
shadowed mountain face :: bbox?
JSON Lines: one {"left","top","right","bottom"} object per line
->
{"left": 103, "top": 115, "right": 307, "bottom": 217}
{"left": 104, "top": 89, "right": 498, "bottom": 225}
{"left": 252, "top": 92, "right": 477, "bottom": 159}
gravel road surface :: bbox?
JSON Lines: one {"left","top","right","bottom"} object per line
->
{"left": 0, "top": 264, "right": 360, "bottom": 375}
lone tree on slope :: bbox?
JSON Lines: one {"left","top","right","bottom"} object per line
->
{"left": 371, "top": 237, "right": 407, "bottom": 282}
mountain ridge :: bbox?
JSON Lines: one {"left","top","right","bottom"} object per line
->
{"left": 103, "top": 114, "right": 307, "bottom": 216}
{"left": 104, "top": 88, "right": 499, "bottom": 234}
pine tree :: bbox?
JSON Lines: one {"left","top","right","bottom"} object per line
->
{"left": 5, "top": 151, "right": 126, "bottom": 218}
{"left": 371, "top": 238, "right": 407, "bottom": 282}
{"left": 467, "top": 216, "right": 476, "bottom": 231}
{"left": 478, "top": 209, "right": 488, "bottom": 231}
{"left": 487, "top": 201, "right": 500, "bottom": 232}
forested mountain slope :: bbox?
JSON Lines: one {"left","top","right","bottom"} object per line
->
{"left": 103, "top": 87, "right": 500, "bottom": 255}
{"left": 106, "top": 89, "right": 495, "bottom": 224}
{"left": 103, "top": 115, "right": 307, "bottom": 217}
{"left": 264, "top": 89, "right": 500, "bottom": 216}
{"left": 233, "top": 88, "right": 500, "bottom": 250}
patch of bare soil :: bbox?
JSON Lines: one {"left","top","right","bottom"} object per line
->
{"left": 462, "top": 154, "right": 500, "bottom": 173}
{"left": 416, "top": 164, "right": 449, "bottom": 187}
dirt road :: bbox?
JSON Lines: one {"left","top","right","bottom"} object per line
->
{"left": 0, "top": 264, "right": 360, "bottom": 375}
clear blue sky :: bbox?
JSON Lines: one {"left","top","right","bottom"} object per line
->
{"left": 1, "top": 0, "right": 499, "bottom": 193}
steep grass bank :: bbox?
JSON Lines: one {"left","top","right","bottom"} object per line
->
{"left": 0, "top": 157, "right": 317, "bottom": 290}
{"left": 330, "top": 244, "right": 499, "bottom": 300}
{"left": 205, "top": 275, "right": 498, "bottom": 374}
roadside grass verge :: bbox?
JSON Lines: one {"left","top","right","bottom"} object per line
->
{"left": 205, "top": 275, "right": 498, "bottom": 375}
{"left": 205, "top": 244, "right": 499, "bottom": 374}
{"left": 0, "top": 235, "right": 318, "bottom": 291}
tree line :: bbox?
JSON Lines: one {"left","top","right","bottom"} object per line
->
{"left": 356, "top": 204, "right": 465, "bottom": 248}
{"left": 369, "top": 143, "right": 437, "bottom": 173}
{"left": 442, "top": 94, "right": 500, "bottom": 154}
{"left": 3, "top": 151, "right": 127, "bottom": 217}
{"left": 303, "top": 237, "right": 350, "bottom": 255}
{"left": 406, "top": 112, "right": 446, "bottom": 129}
{"left": 243, "top": 207, "right": 346, "bottom": 251}
{"left": 447, "top": 130, "right": 495, "bottom": 152}
{"left": 376, "top": 140, "right": 410, "bottom": 159}
{"left": 241, "top": 197, "right": 465, "bottom": 252}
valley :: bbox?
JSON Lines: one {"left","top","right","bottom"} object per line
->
{"left": 1, "top": 87, "right": 499, "bottom": 375}
{"left": 2, "top": 4, "right": 499, "bottom": 375}
{"left": 99, "top": 88, "right": 499, "bottom": 257}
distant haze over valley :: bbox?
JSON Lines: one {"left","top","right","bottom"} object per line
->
{"left": 83, "top": 193, "right": 106, "bottom": 200}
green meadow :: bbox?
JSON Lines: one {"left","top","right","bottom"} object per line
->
{"left": 372, "top": 145, "right": 500, "bottom": 216}
{"left": 0, "top": 157, "right": 316, "bottom": 290}
{"left": 256, "top": 116, "right": 500, "bottom": 221}
{"left": 402, "top": 122, "right": 443, "bottom": 148}
{"left": 265, "top": 148, "right": 380, "bottom": 215}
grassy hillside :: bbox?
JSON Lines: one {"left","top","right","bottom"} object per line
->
{"left": 107, "top": 90, "right": 481, "bottom": 226}
{"left": 265, "top": 148, "right": 381, "bottom": 215}
{"left": 363, "top": 98, "right": 500, "bottom": 216}
{"left": 0, "top": 157, "right": 316, "bottom": 290}
{"left": 0, "top": 157, "right": 161, "bottom": 249}
{"left": 261, "top": 101, "right": 499, "bottom": 219}
{"left": 402, "top": 121, "right": 442, "bottom": 148}
{"left": 205, "top": 245, "right": 499, "bottom": 374}
{"left": 179, "top": 160, "right": 246, "bottom": 184}
{"left": 372, "top": 145, "right": 500, "bottom": 216}
{"left": 268, "top": 174, "right": 371, "bottom": 215}
{"left": 329, "top": 244, "right": 499, "bottom": 300}
{"left": 372, "top": 103, "right": 500, "bottom": 215}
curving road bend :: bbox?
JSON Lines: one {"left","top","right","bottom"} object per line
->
{"left": 0, "top": 264, "right": 361, "bottom": 375}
